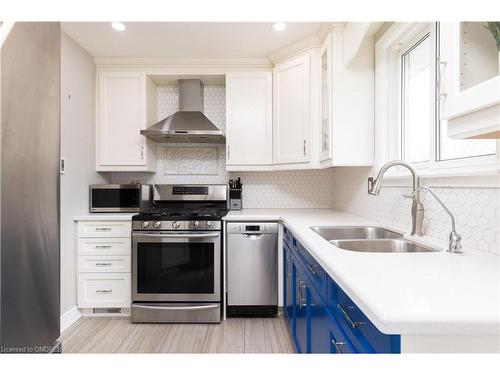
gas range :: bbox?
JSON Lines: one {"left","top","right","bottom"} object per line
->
{"left": 131, "top": 184, "right": 227, "bottom": 324}
{"left": 132, "top": 184, "right": 228, "bottom": 229}
{"left": 132, "top": 207, "right": 227, "bottom": 231}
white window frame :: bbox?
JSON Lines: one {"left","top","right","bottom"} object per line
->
{"left": 375, "top": 22, "right": 500, "bottom": 187}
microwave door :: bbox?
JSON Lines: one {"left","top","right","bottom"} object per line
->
{"left": 90, "top": 184, "right": 142, "bottom": 212}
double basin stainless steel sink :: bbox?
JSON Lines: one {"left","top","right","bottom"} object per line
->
{"left": 310, "top": 226, "right": 439, "bottom": 253}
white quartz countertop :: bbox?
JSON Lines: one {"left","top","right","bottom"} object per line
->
{"left": 73, "top": 213, "right": 136, "bottom": 221}
{"left": 224, "top": 209, "right": 500, "bottom": 336}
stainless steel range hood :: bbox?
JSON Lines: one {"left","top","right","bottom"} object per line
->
{"left": 141, "top": 79, "right": 225, "bottom": 143}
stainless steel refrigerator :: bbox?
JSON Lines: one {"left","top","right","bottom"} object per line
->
{"left": 0, "top": 22, "right": 61, "bottom": 353}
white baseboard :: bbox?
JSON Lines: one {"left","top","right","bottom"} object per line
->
{"left": 60, "top": 306, "right": 82, "bottom": 333}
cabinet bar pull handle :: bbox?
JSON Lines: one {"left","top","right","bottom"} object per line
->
{"left": 338, "top": 304, "right": 364, "bottom": 329}
{"left": 303, "top": 139, "right": 307, "bottom": 155}
{"left": 286, "top": 258, "right": 293, "bottom": 277}
{"left": 141, "top": 145, "right": 145, "bottom": 160}
{"left": 95, "top": 262, "right": 112, "bottom": 266}
{"left": 95, "top": 227, "right": 112, "bottom": 231}
{"left": 299, "top": 281, "right": 307, "bottom": 308}
{"left": 227, "top": 145, "right": 230, "bottom": 160}
{"left": 332, "top": 339, "right": 346, "bottom": 354}
{"left": 297, "top": 279, "right": 302, "bottom": 308}
{"left": 95, "top": 245, "right": 112, "bottom": 249}
{"left": 95, "top": 289, "right": 112, "bottom": 294}
{"left": 308, "top": 263, "right": 321, "bottom": 276}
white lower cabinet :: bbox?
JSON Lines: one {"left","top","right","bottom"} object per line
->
{"left": 76, "top": 220, "right": 131, "bottom": 310}
{"left": 78, "top": 273, "right": 131, "bottom": 308}
{"left": 77, "top": 220, "right": 132, "bottom": 238}
{"left": 78, "top": 256, "right": 131, "bottom": 273}
{"left": 77, "top": 237, "right": 131, "bottom": 256}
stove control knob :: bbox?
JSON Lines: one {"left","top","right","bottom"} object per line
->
{"left": 194, "top": 221, "right": 199, "bottom": 229}
{"left": 206, "top": 221, "right": 211, "bottom": 228}
{"left": 172, "top": 221, "right": 180, "bottom": 229}
{"left": 142, "top": 221, "right": 150, "bottom": 229}
{"left": 153, "top": 221, "right": 161, "bottom": 229}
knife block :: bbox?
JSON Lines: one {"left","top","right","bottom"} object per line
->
{"left": 229, "top": 188, "right": 242, "bottom": 211}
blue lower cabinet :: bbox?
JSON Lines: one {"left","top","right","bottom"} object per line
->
{"left": 309, "top": 282, "right": 356, "bottom": 353}
{"left": 329, "top": 279, "right": 401, "bottom": 353}
{"left": 283, "top": 225, "right": 401, "bottom": 354}
{"left": 283, "top": 243, "right": 294, "bottom": 324}
{"left": 293, "top": 265, "right": 309, "bottom": 353}
{"left": 327, "top": 311, "right": 357, "bottom": 354}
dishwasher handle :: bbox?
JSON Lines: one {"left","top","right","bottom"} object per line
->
{"left": 242, "top": 233, "right": 264, "bottom": 239}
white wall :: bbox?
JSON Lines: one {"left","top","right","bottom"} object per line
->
{"left": 60, "top": 32, "right": 107, "bottom": 318}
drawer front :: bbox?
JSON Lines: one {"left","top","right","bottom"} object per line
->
{"left": 78, "top": 256, "right": 131, "bottom": 273}
{"left": 327, "top": 309, "right": 357, "bottom": 354}
{"left": 292, "top": 239, "right": 327, "bottom": 299}
{"left": 283, "top": 225, "right": 294, "bottom": 248}
{"left": 78, "top": 273, "right": 131, "bottom": 308}
{"left": 77, "top": 221, "right": 131, "bottom": 238}
{"left": 77, "top": 237, "right": 131, "bottom": 256}
{"left": 329, "top": 278, "right": 400, "bottom": 353}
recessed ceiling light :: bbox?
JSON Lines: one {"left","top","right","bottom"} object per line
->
{"left": 111, "top": 22, "right": 126, "bottom": 31}
{"left": 272, "top": 22, "right": 287, "bottom": 32}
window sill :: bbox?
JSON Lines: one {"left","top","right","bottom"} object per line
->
{"left": 379, "top": 163, "right": 500, "bottom": 188}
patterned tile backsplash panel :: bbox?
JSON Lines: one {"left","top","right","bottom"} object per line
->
{"left": 233, "top": 170, "right": 334, "bottom": 209}
{"left": 110, "top": 85, "right": 335, "bottom": 208}
{"left": 331, "top": 167, "right": 500, "bottom": 255}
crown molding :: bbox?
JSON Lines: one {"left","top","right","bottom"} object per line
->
{"left": 94, "top": 57, "right": 273, "bottom": 72}
{"left": 319, "top": 22, "right": 346, "bottom": 38}
{"left": 268, "top": 22, "right": 346, "bottom": 64}
{"left": 267, "top": 34, "right": 322, "bottom": 64}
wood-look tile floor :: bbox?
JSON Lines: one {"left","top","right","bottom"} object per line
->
{"left": 61, "top": 315, "right": 295, "bottom": 354}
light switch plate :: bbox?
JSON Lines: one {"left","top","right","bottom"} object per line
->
{"left": 60, "top": 158, "right": 66, "bottom": 174}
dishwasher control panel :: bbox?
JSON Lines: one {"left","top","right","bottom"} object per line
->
{"left": 226, "top": 222, "right": 278, "bottom": 234}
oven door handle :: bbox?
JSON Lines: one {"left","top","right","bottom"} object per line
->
{"left": 132, "top": 232, "right": 220, "bottom": 239}
{"left": 132, "top": 303, "right": 220, "bottom": 311}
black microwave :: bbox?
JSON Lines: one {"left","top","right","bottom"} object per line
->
{"left": 89, "top": 184, "right": 152, "bottom": 213}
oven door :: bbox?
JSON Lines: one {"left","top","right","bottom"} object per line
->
{"left": 132, "top": 231, "right": 221, "bottom": 302}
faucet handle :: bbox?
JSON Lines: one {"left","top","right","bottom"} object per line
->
{"left": 449, "top": 231, "right": 463, "bottom": 254}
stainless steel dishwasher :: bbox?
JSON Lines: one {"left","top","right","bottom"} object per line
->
{"left": 226, "top": 222, "right": 278, "bottom": 317}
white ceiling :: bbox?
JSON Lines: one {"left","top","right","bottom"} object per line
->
{"left": 61, "top": 22, "right": 326, "bottom": 58}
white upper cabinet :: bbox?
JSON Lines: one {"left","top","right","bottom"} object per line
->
{"left": 273, "top": 53, "right": 312, "bottom": 165}
{"left": 440, "top": 22, "right": 500, "bottom": 139}
{"left": 327, "top": 27, "right": 374, "bottom": 166}
{"left": 225, "top": 72, "right": 273, "bottom": 170}
{"left": 319, "top": 34, "right": 333, "bottom": 163}
{"left": 96, "top": 72, "right": 157, "bottom": 171}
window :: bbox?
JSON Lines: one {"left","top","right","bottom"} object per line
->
{"left": 400, "top": 33, "right": 433, "bottom": 163}
{"left": 376, "top": 22, "right": 498, "bottom": 179}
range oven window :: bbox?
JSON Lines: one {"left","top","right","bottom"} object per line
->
{"left": 92, "top": 188, "right": 139, "bottom": 208}
{"left": 136, "top": 242, "right": 215, "bottom": 294}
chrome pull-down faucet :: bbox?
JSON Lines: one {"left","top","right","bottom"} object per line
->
{"left": 368, "top": 160, "right": 424, "bottom": 236}
{"left": 405, "top": 186, "right": 462, "bottom": 254}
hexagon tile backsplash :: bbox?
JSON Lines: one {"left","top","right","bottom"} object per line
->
{"left": 332, "top": 167, "right": 500, "bottom": 255}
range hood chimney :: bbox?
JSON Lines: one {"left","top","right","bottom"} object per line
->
{"left": 140, "top": 79, "right": 225, "bottom": 143}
